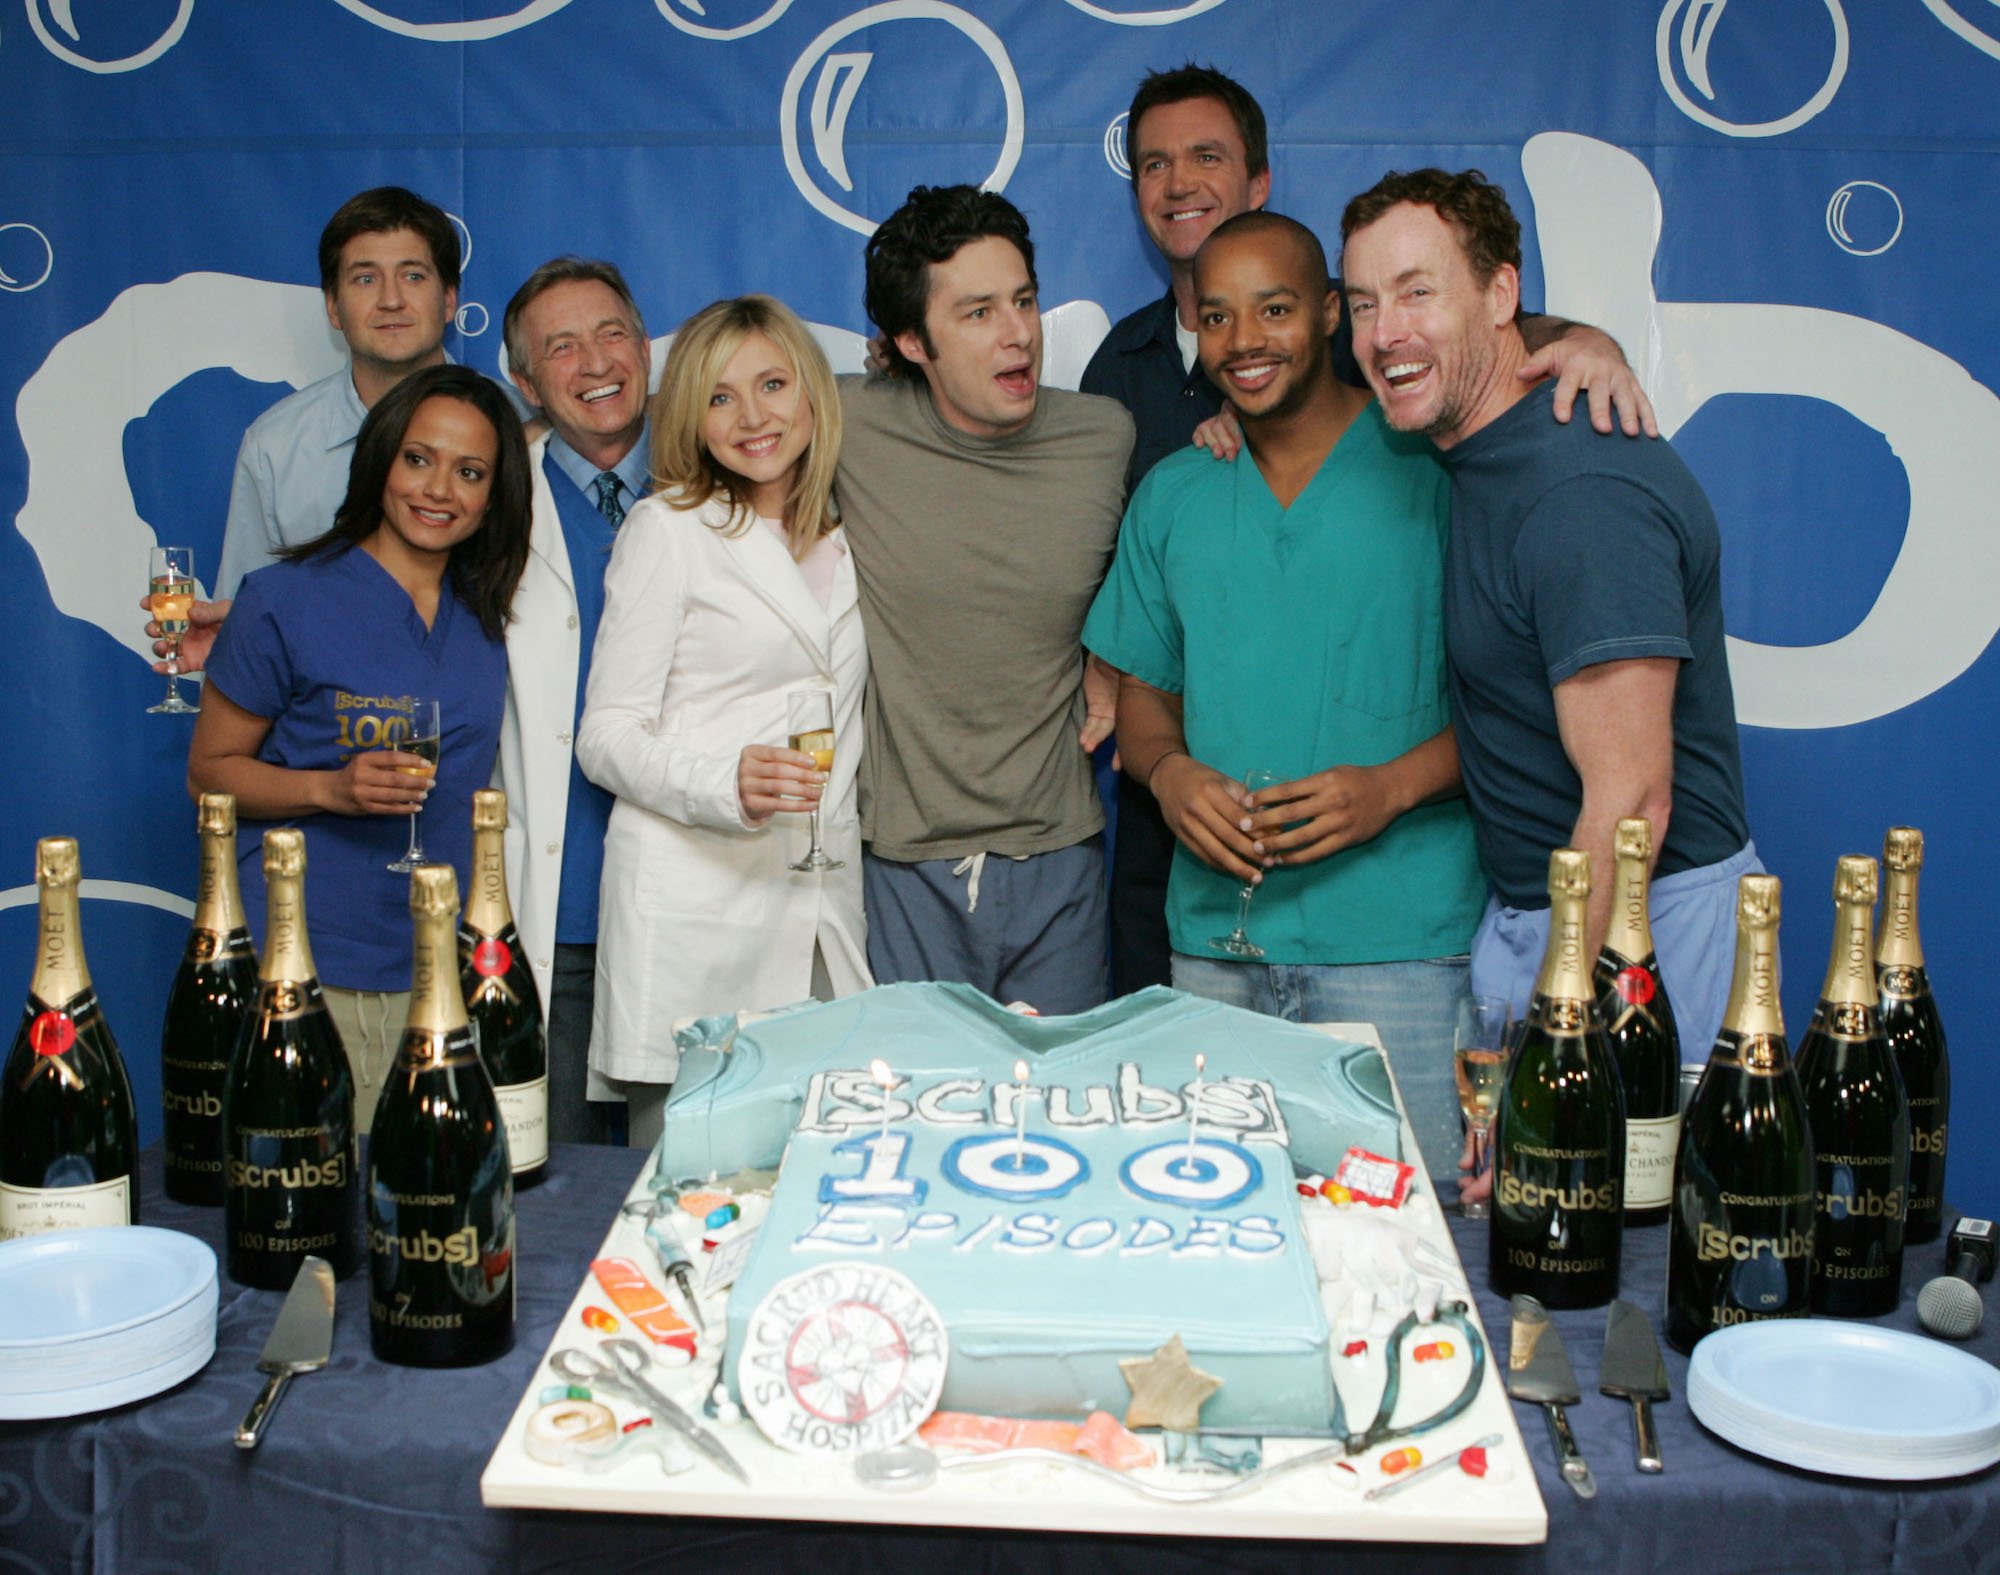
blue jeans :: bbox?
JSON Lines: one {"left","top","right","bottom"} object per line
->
{"left": 1171, "top": 952, "right": 1470, "bottom": 1183}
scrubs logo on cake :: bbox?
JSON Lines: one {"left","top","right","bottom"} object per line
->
{"left": 27, "top": 0, "right": 193, "bottom": 73}
{"left": 1656, "top": 0, "right": 1848, "bottom": 137}
{"left": 780, "top": 2, "right": 1024, "bottom": 237}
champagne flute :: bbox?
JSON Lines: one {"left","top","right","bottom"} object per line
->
{"left": 147, "top": 545, "right": 200, "bottom": 714}
{"left": 786, "top": 690, "right": 842, "bottom": 873}
{"left": 1209, "top": 768, "right": 1280, "bottom": 958}
{"left": 1453, "top": 993, "right": 1512, "bottom": 1220}
{"left": 387, "top": 699, "right": 441, "bottom": 873}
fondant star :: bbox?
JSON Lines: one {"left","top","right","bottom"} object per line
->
{"left": 1118, "top": 1334, "right": 1223, "bottom": 1432}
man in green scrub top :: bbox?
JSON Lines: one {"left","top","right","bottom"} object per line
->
{"left": 1083, "top": 212, "right": 1484, "bottom": 1180}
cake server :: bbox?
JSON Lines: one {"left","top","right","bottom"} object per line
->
{"left": 1601, "top": 1298, "right": 1668, "bottom": 1473}
{"left": 1505, "top": 1294, "right": 1596, "bottom": 1498}
{"left": 235, "top": 1254, "right": 334, "bottom": 1450}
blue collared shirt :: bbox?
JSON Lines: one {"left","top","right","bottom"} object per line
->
{"left": 216, "top": 367, "right": 370, "bottom": 598}
{"left": 545, "top": 427, "right": 650, "bottom": 943}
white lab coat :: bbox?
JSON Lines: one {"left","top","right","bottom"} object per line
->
{"left": 575, "top": 491, "right": 870, "bottom": 1083}
{"left": 496, "top": 432, "right": 581, "bottom": 1028}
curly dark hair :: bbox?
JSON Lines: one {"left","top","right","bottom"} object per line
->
{"left": 317, "top": 186, "right": 461, "bottom": 295}
{"left": 282, "top": 365, "right": 530, "bottom": 640}
{"left": 1126, "top": 63, "right": 1269, "bottom": 183}
{"left": 864, "top": 184, "right": 1037, "bottom": 378}
{"left": 1340, "top": 168, "right": 1522, "bottom": 286}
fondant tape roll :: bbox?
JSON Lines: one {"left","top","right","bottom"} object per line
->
{"left": 525, "top": 1400, "right": 620, "bottom": 1467}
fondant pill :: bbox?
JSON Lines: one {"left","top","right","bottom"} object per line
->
{"left": 703, "top": 1202, "right": 740, "bottom": 1228}
{"left": 1413, "top": 1341, "right": 1455, "bottom": 1363}
{"left": 1381, "top": 1447, "right": 1422, "bottom": 1476}
{"left": 581, "top": 1305, "right": 619, "bottom": 1334}
{"left": 1321, "top": 1182, "right": 1353, "bottom": 1205}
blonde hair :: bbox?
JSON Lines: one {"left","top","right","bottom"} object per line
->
{"left": 648, "top": 294, "right": 842, "bottom": 558}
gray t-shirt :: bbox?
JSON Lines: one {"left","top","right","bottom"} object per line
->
{"left": 836, "top": 373, "right": 1134, "bottom": 861}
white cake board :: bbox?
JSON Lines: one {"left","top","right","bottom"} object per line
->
{"left": 481, "top": 1023, "right": 1547, "bottom": 1545}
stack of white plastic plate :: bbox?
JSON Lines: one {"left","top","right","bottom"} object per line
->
{"left": 0, "top": 1226, "right": 218, "bottom": 1419}
{"left": 1688, "top": 1318, "right": 2000, "bottom": 1480}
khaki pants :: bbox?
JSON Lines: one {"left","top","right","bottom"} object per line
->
{"left": 323, "top": 985, "right": 410, "bottom": 1136}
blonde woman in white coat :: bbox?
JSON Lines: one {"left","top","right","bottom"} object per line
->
{"left": 577, "top": 295, "right": 870, "bottom": 1149}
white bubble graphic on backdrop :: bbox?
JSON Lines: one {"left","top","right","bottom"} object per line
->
{"left": 1825, "top": 181, "right": 1903, "bottom": 257}
{"left": 0, "top": 881, "right": 192, "bottom": 922}
{"left": 0, "top": 224, "right": 55, "bottom": 293}
{"left": 1657, "top": 0, "right": 1848, "bottom": 137}
{"left": 654, "top": 0, "right": 794, "bottom": 41}
{"left": 448, "top": 212, "right": 473, "bottom": 273}
{"left": 781, "top": 2, "right": 1023, "bottom": 237}
{"left": 1061, "top": 0, "right": 1229, "bottom": 23}
{"left": 328, "top": 0, "right": 574, "bottom": 42}
{"left": 456, "top": 302, "right": 491, "bottom": 337}
{"left": 1923, "top": 0, "right": 2000, "bottom": 62}
{"left": 1524, "top": 131, "right": 2000, "bottom": 728}
{"left": 1103, "top": 112, "right": 1130, "bottom": 178}
{"left": 28, "top": 0, "right": 194, "bottom": 72}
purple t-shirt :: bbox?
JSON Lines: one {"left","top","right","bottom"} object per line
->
{"left": 206, "top": 547, "right": 506, "bottom": 991}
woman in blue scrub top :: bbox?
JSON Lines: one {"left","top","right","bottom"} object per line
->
{"left": 577, "top": 296, "right": 870, "bottom": 1152}
{"left": 188, "top": 364, "right": 531, "bottom": 1130}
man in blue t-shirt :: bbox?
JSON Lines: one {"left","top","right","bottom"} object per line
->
{"left": 1085, "top": 212, "right": 1486, "bottom": 1180}
{"left": 1340, "top": 168, "right": 1757, "bottom": 1069}
{"left": 498, "top": 257, "right": 653, "bottom": 1147}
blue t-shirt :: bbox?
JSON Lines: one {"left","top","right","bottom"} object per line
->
{"left": 1438, "top": 386, "right": 1750, "bottom": 909}
{"left": 206, "top": 548, "right": 508, "bottom": 991}
{"left": 1083, "top": 401, "right": 1485, "bottom": 965}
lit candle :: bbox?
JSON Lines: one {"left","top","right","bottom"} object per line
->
{"left": 1184, "top": 1053, "right": 1207, "bottom": 1167}
{"left": 1012, "top": 1058, "right": 1031, "bottom": 1167}
{"left": 870, "top": 1057, "right": 895, "bottom": 1147}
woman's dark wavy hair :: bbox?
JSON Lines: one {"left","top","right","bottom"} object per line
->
{"left": 281, "top": 364, "right": 531, "bottom": 639}
{"left": 864, "top": 183, "right": 1036, "bottom": 379}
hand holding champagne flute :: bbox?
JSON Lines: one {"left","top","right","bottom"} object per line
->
{"left": 1453, "top": 993, "right": 1512, "bottom": 1220}
{"left": 147, "top": 545, "right": 200, "bottom": 714}
{"left": 785, "top": 689, "right": 841, "bottom": 872}
{"left": 386, "top": 698, "right": 441, "bottom": 873}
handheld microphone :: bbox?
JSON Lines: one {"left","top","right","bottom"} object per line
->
{"left": 1917, "top": 1218, "right": 1995, "bottom": 1340}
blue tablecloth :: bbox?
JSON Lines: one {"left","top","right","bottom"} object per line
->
{"left": 3, "top": 1143, "right": 1994, "bottom": 1573}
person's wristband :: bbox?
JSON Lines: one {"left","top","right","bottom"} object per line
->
{"left": 1146, "top": 748, "right": 1187, "bottom": 792}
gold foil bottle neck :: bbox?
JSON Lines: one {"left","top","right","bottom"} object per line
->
{"left": 1614, "top": 817, "right": 1653, "bottom": 863}
{"left": 196, "top": 792, "right": 238, "bottom": 839}
{"left": 1882, "top": 825, "right": 1924, "bottom": 874}
{"left": 1604, "top": 820, "right": 1655, "bottom": 962}
{"left": 471, "top": 788, "right": 509, "bottom": 832}
{"left": 36, "top": 836, "right": 79, "bottom": 890}
{"left": 1718, "top": 874, "right": 1785, "bottom": 1043}
{"left": 1818, "top": 855, "right": 1880, "bottom": 1013}
{"left": 1531, "top": 847, "right": 1596, "bottom": 1010}
{"left": 262, "top": 826, "right": 307, "bottom": 882}
{"left": 29, "top": 837, "right": 91, "bottom": 1006}
{"left": 404, "top": 870, "right": 471, "bottom": 1040}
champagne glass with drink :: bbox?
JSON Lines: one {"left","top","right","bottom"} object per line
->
{"left": 1454, "top": 993, "right": 1512, "bottom": 1220}
{"left": 786, "top": 690, "right": 841, "bottom": 873}
{"left": 387, "top": 699, "right": 441, "bottom": 874}
{"left": 1209, "top": 769, "right": 1281, "bottom": 958}
{"left": 147, "top": 545, "right": 200, "bottom": 714}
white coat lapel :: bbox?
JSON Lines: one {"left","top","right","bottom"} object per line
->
{"left": 724, "top": 515, "right": 836, "bottom": 676}
{"left": 526, "top": 433, "right": 576, "bottom": 598}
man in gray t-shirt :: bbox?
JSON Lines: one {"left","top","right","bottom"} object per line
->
{"left": 840, "top": 184, "right": 1134, "bottom": 1014}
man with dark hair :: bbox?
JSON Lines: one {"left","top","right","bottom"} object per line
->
{"left": 1085, "top": 211, "right": 1484, "bottom": 1178}
{"left": 216, "top": 186, "right": 462, "bottom": 597}
{"left": 1082, "top": 64, "right": 1657, "bottom": 999}
{"left": 1340, "top": 167, "right": 1756, "bottom": 1070}
{"left": 838, "top": 183, "right": 1133, "bottom": 1013}
{"left": 495, "top": 256, "right": 653, "bottom": 1148}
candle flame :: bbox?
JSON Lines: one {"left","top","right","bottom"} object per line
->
{"left": 870, "top": 1057, "right": 893, "bottom": 1088}
{"left": 1194, "top": 1052, "right": 1206, "bottom": 1075}
{"left": 1014, "top": 1059, "right": 1029, "bottom": 1084}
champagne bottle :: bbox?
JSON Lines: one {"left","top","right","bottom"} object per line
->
{"left": 1490, "top": 848, "right": 1625, "bottom": 1308}
{"left": 223, "top": 828, "right": 360, "bottom": 1288}
{"left": 1666, "top": 875, "right": 1815, "bottom": 1352}
{"left": 160, "top": 793, "right": 259, "bottom": 1205}
{"left": 458, "top": 790, "right": 547, "bottom": 1188}
{"left": 369, "top": 865, "right": 516, "bottom": 1367}
{"left": 1593, "top": 816, "right": 1681, "bottom": 1228}
{"left": 1878, "top": 826, "right": 1948, "bottom": 1245}
{"left": 1795, "top": 855, "right": 1907, "bottom": 1317}
{"left": 0, "top": 837, "right": 138, "bottom": 1238}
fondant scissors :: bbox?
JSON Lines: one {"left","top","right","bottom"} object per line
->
{"left": 549, "top": 1338, "right": 748, "bottom": 1484}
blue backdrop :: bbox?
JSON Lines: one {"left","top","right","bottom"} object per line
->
{"left": 5, "top": 0, "right": 1995, "bottom": 1209}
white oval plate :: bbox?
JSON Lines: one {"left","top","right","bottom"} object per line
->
{"left": 1688, "top": 1318, "right": 2000, "bottom": 1479}
{"left": 0, "top": 1225, "right": 216, "bottom": 1345}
